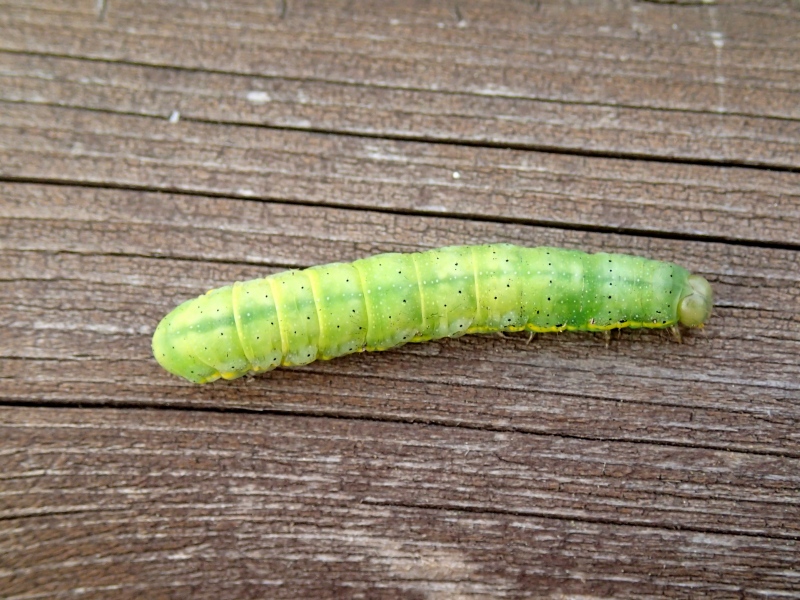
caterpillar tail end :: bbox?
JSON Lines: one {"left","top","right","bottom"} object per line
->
{"left": 677, "top": 274, "right": 713, "bottom": 328}
{"left": 152, "top": 309, "right": 222, "bottom": 384}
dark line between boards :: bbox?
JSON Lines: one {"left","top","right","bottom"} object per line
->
{"left": 0, "top": 398, "right": 798, "bottom": 461}
{"left": 187, "top": 113, "right": 800, "bottom": 174}
{"left": 2, "top": 94, "right": 798, "bottom": 174}
{"left": 4, "top": 48, "right": 799, "bottom": 125}
{"left": 1, "top": 176, "right": 798, "bottom": 253}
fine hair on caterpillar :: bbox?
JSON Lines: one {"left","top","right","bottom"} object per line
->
{"left": 153, "top": 244, "right": 713, "bottom": 384}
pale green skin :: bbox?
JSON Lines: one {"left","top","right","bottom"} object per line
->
{"left": 153, "top": 244, "right": 713, "bottom": 384}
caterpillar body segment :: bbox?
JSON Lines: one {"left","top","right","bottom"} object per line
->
{"left": 152, "top": 244, "right": 713, "bottom": 384}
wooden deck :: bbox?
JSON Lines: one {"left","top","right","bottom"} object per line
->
{"left": 1, "top": 1, "right": 799, "bottom": 597}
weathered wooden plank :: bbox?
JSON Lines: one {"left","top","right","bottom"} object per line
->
{"left": 1, "top": 104, "right": 798, "bottom": 246}
{"left": 2, "top": 1, "right": 797, "bottom": 597}
{"left": 2, "top": 184, "right": 798, "bottom": 457}
{"left": 4, "top": 0, "right": 797, "bottom": 117}
{"left": 1, "top": 406, "right": 798, "bottom": 598}
{"left": 0, "top": 0, "right": 797, "bottom": 167}
{"left": 2, "top": 51, "right": 798, "bottom": 170}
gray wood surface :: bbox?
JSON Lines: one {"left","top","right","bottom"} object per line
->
{"left": 1, "top": 1, "right": 798, "bottom": 598}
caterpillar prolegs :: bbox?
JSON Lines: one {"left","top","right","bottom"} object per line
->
{"left": 153, "top": 244, "right": 713, "bottom": 384}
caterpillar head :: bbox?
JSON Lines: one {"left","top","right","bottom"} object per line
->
{"left": 677, "top": 274, "right": 713, "bottom": 328}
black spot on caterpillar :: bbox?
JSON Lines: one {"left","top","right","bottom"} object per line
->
{"left": 153, "top": 244, "right": 713, "bottom": 383}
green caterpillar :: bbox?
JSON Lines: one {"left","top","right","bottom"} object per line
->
{"left": 153, "top": 244, "right": 713, "bottom": 384}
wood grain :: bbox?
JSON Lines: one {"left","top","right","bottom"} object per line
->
{"left": 2, "top": 406, "right": 798, "bottom": 599}
{"left": 2, "top": 184, "right": 798, "bottom": 459}
{"left": 1, "top": 0, "right": 798, "bottom": 168}
{"left": 1, "top": 103, "right": 798, "bottom": 246}
{"left": 4, "top": 0, "right": 798, "bottom": 118}
{"left": 2, "top": 50, "right": 799, "bottom": 170}
{"left": 1, "top": 0, "right": 799, "bottom": 597}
